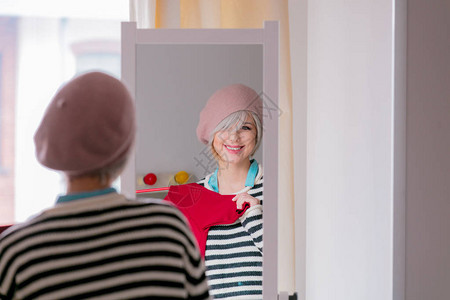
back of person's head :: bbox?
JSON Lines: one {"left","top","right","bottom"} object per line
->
{"left": 34, "top": 71, "right": 135, "bottom": 179}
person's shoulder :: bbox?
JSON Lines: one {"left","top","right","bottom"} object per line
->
{"left": 0, "top": 213, "right": 48, "bottom": 251}
{"left": 131, "top": 198, "right": 201, "bottom": 251}
{"left": 132, "top": 197, "right": 169, "bottom": 206}
{"left": 0, "top": 223, "right": 23, "bottom": 242}
{"left": 131, "top": 197, "right": 192, "bottom": 226}
{"left": 130, "top": 197, "right": 183, "bottom": 215}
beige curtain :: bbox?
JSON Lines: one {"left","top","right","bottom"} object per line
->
{"left": 130, "top": 0, "right": 295, "bottom": 293}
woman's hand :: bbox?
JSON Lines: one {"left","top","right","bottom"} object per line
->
{"left": 232, "top": 193, "right": 260, "bottom": 210}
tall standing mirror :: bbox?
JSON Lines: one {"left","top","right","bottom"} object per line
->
{"left": 121, "top": 21, "right": 278, "bottom": 299}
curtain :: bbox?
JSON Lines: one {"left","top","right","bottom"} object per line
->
{"left": 129, "top": 0, "right": 295, "bottom": 293}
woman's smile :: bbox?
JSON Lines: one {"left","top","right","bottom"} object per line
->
{"left": 224, "top": 144, "right": 244, "bottom": 153}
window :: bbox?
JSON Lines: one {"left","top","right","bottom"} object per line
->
{"left": 0, "top": 13, "right": 126, "bottom": 224}
{"left": 71, "top": 40, "right": 121, "bottom": 77}
{"left": 0, "top": 17, "right": 18, "bottom": 224}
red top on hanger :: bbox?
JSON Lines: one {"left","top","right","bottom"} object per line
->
{"left": 164, "top": 183, "right": 249, "bottom": 257}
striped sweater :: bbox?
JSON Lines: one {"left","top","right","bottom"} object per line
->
{"left": 0, "top": 192, "right": 210, "bottom": 300}
{"left": 197, "top": 164, "right": 263, "bottom": 299}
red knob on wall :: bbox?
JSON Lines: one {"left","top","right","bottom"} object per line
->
{"left": 143, "top": 173, "right": 157, "bottom": 185}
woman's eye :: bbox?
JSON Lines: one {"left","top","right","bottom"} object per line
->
{"left": 242, "top": 126, "right": 252, "bottom": 130}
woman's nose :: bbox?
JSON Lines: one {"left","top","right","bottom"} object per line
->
{"left": 228, "top": 130, "right": 240, "bottom": 141}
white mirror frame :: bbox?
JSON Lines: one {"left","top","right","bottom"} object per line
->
{"left": 120, "top": 21, "right": 279, "bottom": 299}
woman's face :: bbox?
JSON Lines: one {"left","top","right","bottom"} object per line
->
{"left": 212, "top": 114, "right": 257, "bottom": 165}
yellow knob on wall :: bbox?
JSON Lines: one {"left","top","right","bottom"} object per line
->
{"left": 174, "top": 171, "right": 189, "bottom": 184}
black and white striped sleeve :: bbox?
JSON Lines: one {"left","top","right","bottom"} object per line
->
{"left": 240, "top": 206, "right": 263, "bottom": 253}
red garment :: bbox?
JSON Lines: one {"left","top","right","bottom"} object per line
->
{"left": 164, "top": 183, "right": 249, "bottom": 257}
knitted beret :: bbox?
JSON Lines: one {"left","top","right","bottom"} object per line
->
{"left": 196, "top": 84, "right": 262, "bottom": 145}
{"left": 34, "top": 72, "right": 135, "bottom": 175}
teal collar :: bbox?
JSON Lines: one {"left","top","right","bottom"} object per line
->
{"left": 209, "top": 168, "right": 220, "bottom": 193}
{"left": 208, "top": 159, "right": 259, "bottom": 193}
{"left": 56, "top": 187, "right": 117, "bottom": 204}
{"left": 245, "top": 159, "right": 259, "bottom": 187}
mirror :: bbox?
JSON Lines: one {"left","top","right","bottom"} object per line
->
{"left": 121, "top": 22, "right": 278, "bottom": 299}
{"left": 134, "top": 44, "right": 262, "bottom": 196}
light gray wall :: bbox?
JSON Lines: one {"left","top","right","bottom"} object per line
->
{"left": 306, "top": 1, "right": 396, "bottom": 299}
{"left": 406, "top": 1, "right": 450, "bottom": 299}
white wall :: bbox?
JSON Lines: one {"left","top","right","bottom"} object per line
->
{"left": 305, "top": 1, "right": 400, "bottom": 299}
{"left": 291, "top": 1, "right": 450, "bottom": 300}
{"left": 406, "top": 1, "right": 450, "bottom": 299}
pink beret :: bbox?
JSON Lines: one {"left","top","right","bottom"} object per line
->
{"left": 34, "top": 72, "right": 135, "bottom": 175}
{"left": 196, "top": 84, "right": 262, "bottom": 144}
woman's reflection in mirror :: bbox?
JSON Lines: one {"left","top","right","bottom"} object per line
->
{"left": 196, "top": 84, "right": 264, "bottom": 299}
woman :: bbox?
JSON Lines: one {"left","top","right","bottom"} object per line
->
{"left": 0, "top": 72, "right": 210, "bottom": 300}
{"left": 196, "top": 83, "right": 264, "bottom": 299}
